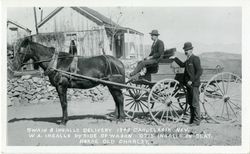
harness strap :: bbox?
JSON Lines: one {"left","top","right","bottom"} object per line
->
{"left": 102, "top": 55, "right": 113, "bottom": 76}
{"left": 44, "top": 50, "right": 59, "bottom": 76}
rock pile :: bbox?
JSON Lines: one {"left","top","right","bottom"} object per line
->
{"left": 7, "top": 75, "right": 105, "bottom": 106}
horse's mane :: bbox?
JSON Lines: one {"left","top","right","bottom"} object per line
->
{"left": 21, "top": 38, "right": 71, "bottom": 57}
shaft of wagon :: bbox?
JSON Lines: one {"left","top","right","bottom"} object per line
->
{"left": 53, "top": 68, "right": 149, "bottom": 91}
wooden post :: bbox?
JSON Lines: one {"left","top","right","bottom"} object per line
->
{"left": 40, "top": 9, "right": 43, "bottom": 22}
{"left": 33, "top": 7, "right": 39, "bottom": 34}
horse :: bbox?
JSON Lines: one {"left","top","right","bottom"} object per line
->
{"left": 13, "top": 37, "right": 126, "bottom": 125}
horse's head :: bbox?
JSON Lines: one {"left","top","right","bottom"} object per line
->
{"left": 13, "top": 37, "right": 33, "bottom": 70}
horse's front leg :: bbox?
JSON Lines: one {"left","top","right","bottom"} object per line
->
{"left": 56, "top": 84, "right": 68, "bottom": 125}
{"left": 108, "top": 87, "right": 126, "bottom": 122}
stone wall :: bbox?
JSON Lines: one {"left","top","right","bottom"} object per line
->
{"left": 7, "top": 75, "right": 105, "bottom": 106}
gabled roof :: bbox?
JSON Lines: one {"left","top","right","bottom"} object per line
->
{"left": 37, "top": 7, "right": 143, "bottom": 35}
{"left": 80, "top": 7, "right": 119, "bottom": 27}
{"left": 7, "top": 19, "right": 32, "bottom": 33}
{"left": 38, "top": 7, "right": 120, "bottom": 28}
{"left": 37, "top": 7, "right": 64, "bottom": 28}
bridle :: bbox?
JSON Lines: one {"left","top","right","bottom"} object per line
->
{"left": 18, "top": 44, "right": 32, "bottom": 67}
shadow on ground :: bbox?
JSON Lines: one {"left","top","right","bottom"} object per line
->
{"left": 8, "top": 113, "right": 117, "bottom": 125}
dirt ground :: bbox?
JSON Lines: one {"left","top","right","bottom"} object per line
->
{"left": 7, "top": 93, "right": 241, "bottom": 146}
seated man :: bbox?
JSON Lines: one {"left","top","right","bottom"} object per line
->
{"left": 130, "top": 30, "right": 164, "bottom": 77}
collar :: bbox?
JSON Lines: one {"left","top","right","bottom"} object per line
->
{"left": 187, "top": 53, "right": 193, "bottom": 60}
{"left": 153, "top": 39, "right": 158, "bottom": 45}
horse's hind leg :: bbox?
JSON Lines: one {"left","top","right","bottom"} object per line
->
{"left": 108, "top": 87, "right": 126, "bottom": 121}
{"left": 56, "top": 85, "right": 68, "bottom": 125}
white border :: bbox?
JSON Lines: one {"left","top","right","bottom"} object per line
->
{"left": 1, "top": 0, "right": 250, "bottom": 153}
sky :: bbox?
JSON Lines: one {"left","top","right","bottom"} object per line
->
{"left": 7, "top": 7, "right": 241, "bottom": 54}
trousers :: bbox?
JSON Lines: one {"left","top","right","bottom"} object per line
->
{"left": 186, "top": 85, "right": 201, "bottom": 124}
{"left": 130, "top": 59, "right": 157, "bottom": 76}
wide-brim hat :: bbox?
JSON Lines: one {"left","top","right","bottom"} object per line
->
{"left": 183, "top": 42, "right": 193, "bottom": 51}
{"left": 149, "top": 30, "right": 160, "bottom": 36}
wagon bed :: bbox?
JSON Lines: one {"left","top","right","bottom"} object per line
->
{"left": 123, "top": 58, "right": 241, "bottom": 125}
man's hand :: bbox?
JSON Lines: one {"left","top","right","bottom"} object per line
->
{"left": 187, "top": 81, "right": 192, "bottom": 86}
{"left": 169, "top": 56, "right": 176, "bottom": 59}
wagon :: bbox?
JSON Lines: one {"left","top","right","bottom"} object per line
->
{"left": 51, "top": 48, "right": 241, "bottom": 126}
{"left": 123, "top": 49, "right": 242, "bottom": 125}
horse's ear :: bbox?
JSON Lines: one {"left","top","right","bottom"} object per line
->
{"left": 21, "top": 36, "right": 32, "bottom": 47}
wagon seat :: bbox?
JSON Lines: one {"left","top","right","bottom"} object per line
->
{"left": 144, "top": 48, "right": 176, "bottom": 81}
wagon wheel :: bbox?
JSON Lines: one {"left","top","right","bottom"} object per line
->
{"left": 201, "top": 72, "right": 241, "bottom": 123}
{"left": 148, "top": 79, "right": 187, "bottom": 126}
{"left": 123, "top": 81, "right": 151, "bottom": 119}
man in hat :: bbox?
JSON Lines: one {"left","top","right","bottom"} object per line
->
{"left": 170, "top": 42, "right": 203, "bottom": 126}
{"left": 130, "top": 30, "right": 164, "bottom": 77}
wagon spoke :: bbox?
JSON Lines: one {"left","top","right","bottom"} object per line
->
{"left": 129, "top": 101, "right": 136, "bottom": 110}
{"left": 137, "top": 102, "right": 141, "bottom": 112}
{"left": 153, "top": 110, "right": 161, "bottom": 117}
{"left": 160, "top": 110, "right": 166, "bottom": 122}
{"left": 125, "top": 98, "right": 134, "bottom": 101}
{"left": 169, "top": 107, "right": 176, "bottom": 121}
{"left": 128, "top": 90, "right": 135, "bottom": 97}
{"left": 228, "top": 100, "right": 241, "bottom": 109}
{"left": 225, "top": 101, "right": 230, "bottom": 120}
{"left": 214, "top": 80, "right": 224, "bottom": 96}
{"left": 227, "top": 101, "right": 238, "bottom": 119}
{"left": 136, "top": 102, "right": 141, "bottom": 111}
{"left": 226, "top": 74, "right": 232, "bottom": 94}
{"left": 169, "top": 82, "right": 177, "bottom": 96}
{"left": 132, "top": 88, "right": 139, "bottom": 96}
{"left": 171, "top": 102, "right": 181, "bottom": 110}
{"left": 221, "top": 102, "right": 225, "bottom": 117}
{"left": 125, "top": 100, "right": 135, "bottom": 107}
{"left": 206, "top": 100, "right": 217, "bottom": 111}
{"left": 171, "top": 90, "right": 180, "bottom": 98}
{"left": 220, "top": 74, "right": 226, "bottom": 95}
{"left": 229, "top": 98, "right": 241, "bottom": 102}
{"left": 170, "top": 105, "right": 180, "bottom": 118}
{"left": 133, "top": 102, "right": 137, "bottom": 111}
{"left": 138, "top": 101, "right": 146, "bottom": 113}
{"left": 140, "top": 100, "right": 148, "bottom": 109}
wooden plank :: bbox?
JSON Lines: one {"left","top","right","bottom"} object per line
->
{"left": 151, "top": 74, "right": 176, "bottom": 82}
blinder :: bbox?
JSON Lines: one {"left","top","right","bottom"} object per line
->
{"left": 18, "top": 44, "right": 32, "bottom": 66}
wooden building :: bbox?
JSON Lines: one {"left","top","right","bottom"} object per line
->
{"left": 34, "top": 7, "right": 144, "bottom": 59}
{"left": 7, "top": 19, "right": 31, "bottom": 49}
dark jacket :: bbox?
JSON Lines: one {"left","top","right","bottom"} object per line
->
{"left": 149, "top": 39, "right": 164, "bottom": 59}
{"left": 174, "top": 54, "right": 203, "bottom": 87}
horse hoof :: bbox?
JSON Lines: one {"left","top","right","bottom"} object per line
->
{"left": 116, "top": 118, "right": 125, "bottom": 124}
{"left": 59, "top": 123, "right": 66, "bottom": 126}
